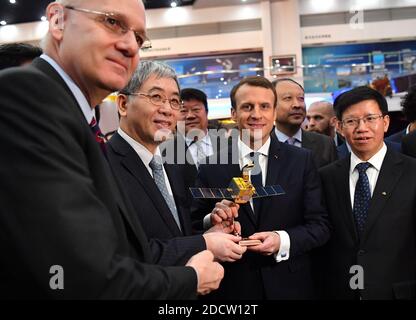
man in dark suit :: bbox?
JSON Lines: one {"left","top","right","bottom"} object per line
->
{"left": 385, "top": 85, "right": 416, "bottom": 143}
{"left": 172, "top": 88, "right": 227, "bottom": 191}
{"left": 319, "top": 86, "right": 416, "bottom": 299}
{"left": 272, "top": 78, "right": 337, "bottom": 168}
{"left": 0, "top": 0, "right": 223, "bottom": 299}
{"left": 107, "top": 60, "right": 246, "bottom": 266}
{"left": 192, "top": 76, "right": 330, "bottom": 299}
{"left": 402, "top": 130, "right": 416, "bottom": 158}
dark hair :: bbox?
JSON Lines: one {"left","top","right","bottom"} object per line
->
{"left": 334, "top": 86, "right": 388, "bottom": 120}
{"left": 180, "top": 88, "right": 208, "bottom": 112}
{"left": 0, "top": 43, "right": 42, "bottom": 70}
{"left": 402, "top": 85, "right": 416, "bottom": 122}
{"left": 230, "top": 76, "right": 277, "bottom": 109}
{"left": 272, "top": 77, "right": 304, "bottom": 92}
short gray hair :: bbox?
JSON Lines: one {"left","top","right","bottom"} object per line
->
{"left": 119, "top": 60, "right": 180, "bottom": 95}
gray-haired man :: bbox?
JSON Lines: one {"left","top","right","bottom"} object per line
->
{"left": 106, "top": 60, "right": 246, "bottom": 268}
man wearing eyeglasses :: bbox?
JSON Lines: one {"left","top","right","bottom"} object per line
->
{"left": 319, "top": 86, "right": 416, "bottom": 299}
{"left": 0, "top": 0, "right": 224, "bottom": 299}
{"left": 106, "top": 60, "right": 246, "bottom": 267}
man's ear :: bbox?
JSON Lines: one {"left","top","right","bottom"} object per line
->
{"left": 330, "top": 115, "right": 338, "bottom": 128}
{"left": 117, "top": 94, "right": 128, "bottom": 119}
{"left": 47, "top": 3, "right": 65, "bottom": 41}
{"left": 336, "top": 120, "right": 344, "bottom": 137}
{"left": 383, "top": 114, "right": 390, "bottom": 133}
{"left": 231, "top": 107, "right": 236, "bottom": 122}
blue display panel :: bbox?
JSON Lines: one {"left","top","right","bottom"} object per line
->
{"left": 303, "top": 40, "right": 416, "bottom": 93}
{"left": 155, "top": 52, "right": 264, "bottom": 100}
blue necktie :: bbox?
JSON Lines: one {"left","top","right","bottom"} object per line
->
{"left": 250, "top": 152, "right": 263, "bottom": 215}
{"left": 149, "top": 156, "right": 182, "bottom": 231}
{"left": 353, "top": 162, "right": 372, "bottom": 234}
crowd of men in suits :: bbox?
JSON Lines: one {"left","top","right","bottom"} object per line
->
{"left": 1, "top": 0, "right": 416, "bottom": 300}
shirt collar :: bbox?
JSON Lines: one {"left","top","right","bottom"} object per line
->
{"left": 274, "top": 127, "right": 302, "bottom": 144}
{"left": 40, "top": 54, "right": 95, "bottom": 124}
{"left": 185, "top": 132, "right": 212, "bottom": 147}
{"left": 118, "top": 128, "right": 162, "bottom": 166}
{"left": 350, "top": 143, "right": 387, "bottom": 174}
{"left": 238, "top": 136, "right": 271, "bottom": 159}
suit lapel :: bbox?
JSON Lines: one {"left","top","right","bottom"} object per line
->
{"left": 265, "top": 135, "right": 281, "bottom": 187}
{"left": 226, "top": 142, "right": 257, "bottom": 227}
{"left": 361, "top": 149, "right": 403, "bottom": 243}
{"left": 335, "top": 157, "right": 360, "bottom": 242}
{"left": 112, "top": 134, "right": 183, "bottom": 236}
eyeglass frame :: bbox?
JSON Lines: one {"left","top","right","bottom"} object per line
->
{"left": 64, "top": 5, "right": 152, "bottom": 50}
{"left": 122, "top": 92, "right": 184, "bottom": 110}
{"left": 340, "top": 114, "right": 385, "bottom": 128}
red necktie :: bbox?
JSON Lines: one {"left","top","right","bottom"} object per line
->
{"left": 89, "top": 117, "right": 107, "bottom": 154}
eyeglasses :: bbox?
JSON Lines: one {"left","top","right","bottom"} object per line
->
{"left": 64, "top": 6, "right": 152, "bottom": 50}
{"left": 341, "top": 114, "right": 384, "bottom": 128}
{"left": 125, "top": 92, "right": 184, "bottom": 110}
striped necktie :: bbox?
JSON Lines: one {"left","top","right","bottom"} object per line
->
{"left": 89, "top": 117, "right": 106, "bottom": 154}
{"left": 149, "top": 155, "right": 182, "bottom": 231}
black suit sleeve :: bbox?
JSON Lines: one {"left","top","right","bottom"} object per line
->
{"left": 0, "top": 67, "right": 197, "bottom": 299}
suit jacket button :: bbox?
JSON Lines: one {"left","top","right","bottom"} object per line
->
{"left": 358, "top": 249, "right": 366, "bottom": 256}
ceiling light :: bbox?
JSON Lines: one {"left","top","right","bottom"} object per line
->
{"left": 9, "top": 0, "right": 16, "bottom": 4}
{"left": 171, "top": 1, "right": 178, "bottom": 8}
{"left": 0, "top": 21, "right": 7, "bottom": 26}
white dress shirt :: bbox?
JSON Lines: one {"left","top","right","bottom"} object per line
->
{"left": 118, "top": 128, "right": 175, "bottom": 198}
{"left": 349, "top": 143, "right": 387, "bottom": 208}
{"left": 274, "top": 127, "right": 302, "bottom": 148}
{"left": 237, "top": 137, "right": 290, "bottom": 262}
{"left": 185, "top": 133, "right": 214, "bottom": 166}
{"left": 40, "top": 54, "right": 95, "bottom": 124}
{"left": 202, "top": 136, "right": 291, "bottom": 262}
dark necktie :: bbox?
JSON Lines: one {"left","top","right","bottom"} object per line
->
{"left": 285, "top": 137, "right": 296, "bottom": 145}
{"left": 89, "top": 117, "right": 106, "bottom": 154}
{"left": 250, "top": 152, "right": 263, "bottom": 215}
{"left": 353, "top": 162, "right": 372, "bottom": 234}
{"left": 149, "top": 155, "right": 182, "bottom": 231}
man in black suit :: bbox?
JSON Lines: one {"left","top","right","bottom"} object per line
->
{"left": 192, "top": 76, "right": 330, "bottom": 299}
{"left": 0, "top": 0, "right": 223, "bottom": 299}
{"left": 402, "top": 130, "right": 416, "bottom": 158}
{"left": 272, "top": 78, "right": 337, "bottom": 168}
{"left": 107, "top": 60, "right": 246, "bottom": 266}
{"left": 319, "top": 86, "right": 416, "bottom": 299}
{"left": 385, "top": 85, "right": 416, "bottom": 143}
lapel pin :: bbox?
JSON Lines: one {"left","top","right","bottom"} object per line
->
{"left": 274, "top": 155, "right": 278, "bottom": 159}
{"left": 382, "top": 192, "right": 387, "bottom": 196}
